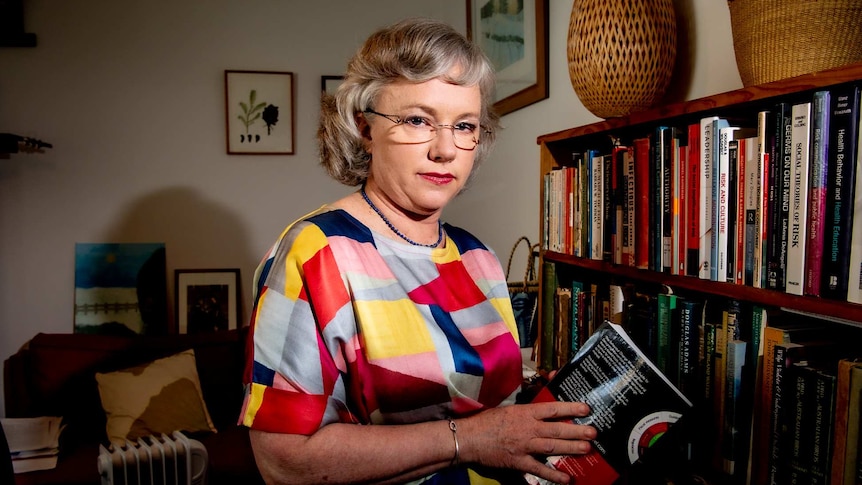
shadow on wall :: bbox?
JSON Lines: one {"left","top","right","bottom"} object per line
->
{"left": 101, "top": 186, "right": 258, "bottom": 333}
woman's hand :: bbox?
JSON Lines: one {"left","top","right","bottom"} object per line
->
{"left": 457, "top": 401, "right": 596, "bottom": 485}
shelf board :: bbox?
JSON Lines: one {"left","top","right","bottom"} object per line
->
{"left": 543, "top": 251, "right": 862, "bottom": 325}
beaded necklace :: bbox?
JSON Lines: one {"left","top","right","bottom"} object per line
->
{"left": 360, "top": 187, "right": 443, "bottom": 248}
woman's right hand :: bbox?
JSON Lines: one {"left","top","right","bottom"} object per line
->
{"left": 456, "top": 401, "right": 596, "bottom": 485}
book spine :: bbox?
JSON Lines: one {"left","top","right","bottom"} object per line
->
{"left": 603, "top": 154, "right": 614, "bottom": 262}
{"left": 687, "top": 122, "right": 702, "bottom": 276}
{"left": 677, "top": 298, "right": 701, "bottom": 398}
{"left": 622, "top": 148, "right": 637, "bottom": 267}
{"left": 721, "top": 339, "right": 748, "bottom": 477}
{"left": 777, "top": 104, "right": 793, "bottom": 291}
{"left": 711, "top": 119, "right": 730, "bottom": 281}
{"left": 591, "top": 152, "right": 604, "bottom": 261}
{"left": 809, "top": 369, "right": 837, "bottom": 485}
{"left": 700, "top": 117, "right": 719, "bottom": 279}
{"left": 806, "top": 91, "right": 831, "bottom": 296}
{"left": 539, "top": 261, "right": 557, "bottom": 371}
{"left": 716, "top": 126, "right": 735, "bottom": 283}
{"left": 768, "top": 344, "right": 790, "bottom": 485}
{"left": 656, "top": 292, "right": 677, "bottom": 376}
{"left": 735, "top": 138, "right": 748, "bottom": 284}
{"left": 663, "top": 128, "right": 674, "bottom": 273}
{"left": 786, "top": 364, "right": 811, "bottom": 484}
{"left": 634, "top": 138, "right": 651, "bottom": 269}
{"left": 757, "top": 110, "right": 771, "bottom": 288}
{"left": 847, "top": 99, "right": 862, "bottom": 303}
{"left": 570, "top": 281, "right": 584, "bottom": 355}
{"left": 786, "top": 102, "right": 812, "bottom": 295}
{"left": 822, "top": 86, "right": 861, "bottom": 299}
{"left": 727, "top": 138, "right": 739, "bottom": 283}
{"left": 675, "top": 128, "right": 686, "bottom": 275}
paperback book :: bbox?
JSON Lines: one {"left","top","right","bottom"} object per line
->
{"left": 526, "top": 321, "right": 693, "bottom": 485}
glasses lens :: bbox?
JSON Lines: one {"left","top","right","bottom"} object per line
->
{"left": 389, "top": 118, "right": 479, "bottom": 150}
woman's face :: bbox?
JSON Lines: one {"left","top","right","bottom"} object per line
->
{"left": 361, "top": 77, "right": 482, "bottom": 219}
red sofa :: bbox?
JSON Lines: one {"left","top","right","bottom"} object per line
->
{"left": 3, "top": 328, "right": 262, "bottom": 485}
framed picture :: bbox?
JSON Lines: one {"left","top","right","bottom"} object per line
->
{"left": 321, "top": 75, "right": 344, "bottom": 96}
{"left": 467, "top": 0, "right": 549, "bottom": 116}
{"left": 225, "top": 70, "right": 295, "bottom": 154}
{"left": 175, "top": 269, "right": 241, "bottom": 334}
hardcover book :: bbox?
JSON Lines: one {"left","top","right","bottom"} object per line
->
{"left": 527, "top": 321, "right": 693, "bottom": 485}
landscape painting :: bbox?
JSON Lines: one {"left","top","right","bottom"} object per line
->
{"left": 74, "top": 242, "right": 167, "bottom": 336}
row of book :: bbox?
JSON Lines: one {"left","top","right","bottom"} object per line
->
{"left": 537, "top": 265, "right": 862, "bottom": 485}
{"left": 543, "top": 83, "right": 862, "bottom": 302}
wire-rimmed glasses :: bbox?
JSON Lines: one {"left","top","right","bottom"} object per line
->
{"left": 363, "top": 109, "right": 486, "bottom": 150}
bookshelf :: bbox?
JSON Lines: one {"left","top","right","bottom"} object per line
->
{"left": 535, "top": 61, "right": 862, "bottom": 485}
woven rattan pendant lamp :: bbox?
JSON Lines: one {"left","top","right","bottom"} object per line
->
{"left": 567, "top": 0, "right": 677, "bottom": 119}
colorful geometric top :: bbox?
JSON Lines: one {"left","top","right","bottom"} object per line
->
{"left": 239, "top": 207, "right": 524, "bottom": 484}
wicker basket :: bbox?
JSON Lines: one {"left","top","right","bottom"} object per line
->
{"left": 729, "top": 0, "right": 862, "bottom": 87}
{"left": 567, "top": 0, "right": 677, "bottom": 119}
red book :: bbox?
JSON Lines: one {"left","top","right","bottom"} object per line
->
{"left": 685, "top": 123, "right": 700, "bottom": 276}
{"left": 735, "top": 138, "right": 748, "bottom": 284}
{"left": 634, "top": 137, "right": 651, "bottom": 269}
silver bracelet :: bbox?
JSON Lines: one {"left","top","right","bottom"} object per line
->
{"left": 447, "top": 419, "right": 460, "bottom": 466}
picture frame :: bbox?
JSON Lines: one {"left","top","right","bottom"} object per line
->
{"left": 321, "top": 75, "right": 344, "bottom": 96}
{"left": 175, "top": 269, "right": 241, "bottom": 334}
{"left": 225, "top": 70, "right": 295, "bottom": 154}
{"left": 467, "top": 0, "right": 549, "bottom": 116}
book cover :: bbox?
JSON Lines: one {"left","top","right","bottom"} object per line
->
{"left": 806, "top": 90, "right": 831, "bottom": 296}
{"left": 686, "top": 122, "right": 702, "bottom": 277}
{"left": 786, "top": 102, "right": 812, "bottom": 295}
{"left": 822, "top": 85, "right": 861, "bottom": 299}
{"left": 527, "top": 321, "right": 693, "bottom": 485}
{"left": 699, "top": 116, "right": 720, "bottom": 279}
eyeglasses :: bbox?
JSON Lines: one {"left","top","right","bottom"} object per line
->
{"left": 363, "top": 109, "right": 486, "bottom": 150}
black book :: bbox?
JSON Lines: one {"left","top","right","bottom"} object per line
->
{"left": 766, "top": 102, "right": 791, "bottom": 291}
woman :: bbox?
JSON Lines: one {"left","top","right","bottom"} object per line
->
{"left": 239, "top": 18, "right": 596, "bottom": 485}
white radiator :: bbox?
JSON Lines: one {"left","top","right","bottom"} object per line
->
{"left": 98, "top": 431, "right": 207, "bottom": 485}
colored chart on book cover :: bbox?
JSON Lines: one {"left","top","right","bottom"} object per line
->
{"left": 627, "top": 410, "right": 681, "bottom": 463}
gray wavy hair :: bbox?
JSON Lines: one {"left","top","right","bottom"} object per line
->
{"left": 318, "top": 17, "right": 500, "bottom": 187}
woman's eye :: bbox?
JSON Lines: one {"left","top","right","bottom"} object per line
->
{"left": 403, "top": 116, "right": 430, "bottom": 128}
{"left": 454, "top": 122, "right": 477, "bottom": 133}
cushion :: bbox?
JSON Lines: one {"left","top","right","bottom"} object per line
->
{"left": 95, "top": 349, "right": 216, "bottom": 445}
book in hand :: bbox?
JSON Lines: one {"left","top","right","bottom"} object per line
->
{"left": 1, "top": 416, "right": 65, "bottom": 474}
{"left": 526, "top": 321, "right": 693, "bottom": 485}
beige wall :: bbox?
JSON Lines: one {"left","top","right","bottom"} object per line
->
{"left": 0, "top": 0, "right": 741, "bottom": 416}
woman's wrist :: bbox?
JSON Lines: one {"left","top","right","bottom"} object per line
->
{"left": 447, "top": 418, "right": 460, "bottom": 466}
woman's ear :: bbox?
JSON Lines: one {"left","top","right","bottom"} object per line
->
{"left": 356, "top": 113, "right": 373, "bottom": 152}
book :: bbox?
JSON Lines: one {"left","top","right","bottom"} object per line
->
{"left": 0, "top": 416, "right": 65, "bottom": 474}
{"left": 806, "top": 90, "right": 831, "bottom": 296}
{"left": 686, "top": 122, "right": 702, "bottom": 277}
{"left": 755, "top": 110, "right": 771, "bottom": 288}
{"left": 527, "top": 321, "right": 693, "bottom": 485}
{"left": 808, "top": 367, "right": 837, "bottom": 485}
{"left": 699, "top": 116, "right": 720, "bottom": 279}
{"left": 539, "top": 261, "right": 557, "bottom": 371}
{"left": 674, "top": 128, "right": 687, "bottom": 275}
{"left": 767, "top": 103, "right": 792, "bottom": 292}
{"left": 786, "top": 102, "right": 811, "bottom": 295}
{"left": 830, "top": 359, "right": 862, "bottom": 485}
{"left": 634, "top": 138, "right": 652, "bottom": 269}
{"left": 742, "top": 132, "right": 761, "bottom": 287}
{"left": 711, "top": 118, "right": 731, "bottom": 281}
{"left": 622, "top": 147, "right": 637, "bottom": 267}
{"left": 847, "top": 98, "right": 862, "bottom": 303}
{"left": 822, "top": 85, "right": 861, "bottom": 299}
{"left": 656, "top": 290, "right": 678, "bottom": 377}
{"left": 721, "top": 339, "right": 748, "bottom": 478}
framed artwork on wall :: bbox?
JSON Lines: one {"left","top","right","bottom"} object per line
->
{"left": 225, "top": 70, "right": 295, "bottom": 154}
{"left": 467, "top": 0, "right": 549, "bottom": 116}
{"left": 321, "top": 75, "right": 344, "bottom": 96}
{"left": 175, "top": 268, "right": 241, "bottom": 334}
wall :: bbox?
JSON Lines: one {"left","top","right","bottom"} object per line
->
{"left": 0, "top": 0, "right": 742, "bottom": 416}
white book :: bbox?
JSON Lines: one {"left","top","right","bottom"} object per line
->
{"left": 699, "top": 116, "right": 719, "bottom": 279}
{"left": 786, "top": 102, "right": 811, "bottom": 295}
{"left": 848, "top": 105, "right": 862, "bottom": 303}
{"left": 716, "top": 126, "right": 740, "bottom": 283}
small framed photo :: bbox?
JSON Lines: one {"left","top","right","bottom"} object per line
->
{"left": 175, "top": 269, "right": 241, "bottom": 334}
{"left": 225, "top": 70, "right": 295, "bottom": 155}
{"left": 321, "top": 75, "right": 344, "bottom": 96}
